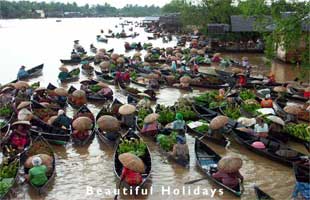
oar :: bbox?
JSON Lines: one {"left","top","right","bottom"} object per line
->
{"left": 114, "top": 178, "right": 124, "bottom": 200}
{"left": 184, "top": 177, "right": 208, "bottom": 184}
{"left": 303, "top": 142, "right": 310, "bottom": 152}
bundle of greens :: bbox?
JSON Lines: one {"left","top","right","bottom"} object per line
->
{"left": 118, "top": 138, "right": 147, "bottom": 157}
{"left": 0, "top": 160, "right": 18, "bottom": 197}
{"left": 69, "top": 68, "right": 80, "bottom": 76}
{"left": 156, "top": 131, "right": 177, "bottom": 152}
{"left": 0, "top": 105, "right": 13, "bottom": 117}
{"left": 89, "top": 85, "right": 102, "bottom": 93}
{"left": 209, "top": 101, "right": 227, "bottom": 109}
{"left": 223, "top": 105, "right": 241, "bottom": 119}
{"left": 283, "top": 123, "right": 310, "bottom": 142}
{"left": 157, "top": 106, "right": 176, "bottom": 125}
{"left": 194, "top": 91, "right": 219, "bottom": 106}
{"left": 130, "top": 71, "right": 137, "bottom": 81}
{"left": 241, "top": 102, "right": 261, "bottom": 115}
{"left": 187, "top": 119, "right": 209, "bottom": 133}
{"left": 239, "top": 89, "right": 255, "bottom": 101}
{"left": 175, "top": 105, "right": 196, "bottom": 121}
{"left": 30, "top": 82, "right": 40, "bottom": 90}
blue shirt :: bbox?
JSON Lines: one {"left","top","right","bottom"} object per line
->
{"left": 173, "top": 120, "right": 185, "bottom": 130}
{"left": 292, "top": 181, "right": 310, "bottom": 199}
{"left": 17, "top": 68, "right": 29, "bottom": 79}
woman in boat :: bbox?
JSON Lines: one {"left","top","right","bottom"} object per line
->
{"left": 254, "top": 117, "right": 269, "bottom": 138}
{"left": 80, "top": 80, "right": 91, "bottom": 94}
{"left": 97, "top": 85, "right": 113, "bottom": 98}
{"left": 119, "top": 153, "right": 144, "bottom": 186}
{"left": 141, "top": 113, "right": 160, "bottom": 137}
{"left": 267, "top": 73, "right": 276, "bottom": 84}
{"left": 237, "top": 73, "right": 247, "bottom": 87}
{"left": 0, "top": 86, "right": 14, "bottom": 104}
{"left": 122, "top": 71, "right": 130, "bottom": 84}
{"left": 212, "top": 157, "right": 244, "bottom": 190}
{"left": 137, "top": 94, "right": 151, "bottom": 109}
{"left": 168, "top": 135, "right": 189, "bottom": 165}
{"left": 119, "top": 104, "right": 136, "bottom": 129}
{"left": 33, "top": 87, "right": 50, "bottom": 103}
{"left": 28, "top": 156, "right": 48, "bottom": 187}
{"left": 171, "top": 60, "right": 177, "bottom": 72}
{"left": 10, "top": 121, "right": 30, "bottom": 151}
{"left": 71, "top": 49, "right": 80, "bottom": 59}
{"left": 58, "top": 67, "right": 70, "bottom": 81}
{"left": 269, "top": 121, "right": 288, "bottom": 143}
{"left": 172, "top": 113, "right": 186, "bottom": 135}
{"left": 52, "top": 110, "right": 72, "bottom": 129}
{"left": 260, "top": 94, "right": 273, "bottom": 108}
{"left": 17, "top": 66, "right": 29, "bottom": 79}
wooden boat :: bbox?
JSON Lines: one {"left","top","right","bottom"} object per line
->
{"left": 118, "top": 83, "right": 157, "bottom": 101}
{"left": 95, "top": 100, "right": 123, "bottom": 147}
{"left": 24, "top": 135, "right": 56, "bottom": 194}
{"left": 71, "top": 105, "right": 95, "bottom": 146}
{"left": 30, "top": 117, "right": 71, "bottom": 145}
{"left": 195, "top": 138, "right": 243, "bottom": 196}
{"left": 67, "top": 86, "right": 83, "bottom": 109}
{"left": 254, "top": 186, "right": 273, "bottom": 200}
{"left": 293, "top": 163, "right": 310, "bottom": 183}
{"left": 95, "top": 70, "right": 115, "bottom": 85}
{"left": 59, "top": 68, "right": 80, "bottom": 83}
{"left": 60, "top": 58, "right": 81, "bottom": 65}
{"left": 273, "top": 99, "right": 309, "bottom": 122}
{"left": 81, "top": 79, "right": 113, "bottom": 102}
{"left": 11, "top": 64, "right": 44, "bottom": 83}
{"left": 81, "top": 65, "right": 94, "bottom": 76}
{"left": 113, "top": 130, "right": 152, "bottom": 190}
{"left": 232, "top": 128, "right": 309, "bottom": 168}
{"left": 45, "top": 83, "right": 68, "bottom": 108}
{"left": 0, "top": 159, "right": 19, "bottom": 200}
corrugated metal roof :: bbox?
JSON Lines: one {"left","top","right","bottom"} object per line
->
{"left": 230, "top": 15, "right": 273, "bottom": 32}
{"left": 207, "top": 24, "right": 230, "bottom": 33}
{"left": 143, "top": 16, "right": 160, "bottom": 22}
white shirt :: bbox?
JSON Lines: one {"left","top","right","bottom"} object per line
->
{"left": 254, "top": 123, "right": 269, "bottom": 133}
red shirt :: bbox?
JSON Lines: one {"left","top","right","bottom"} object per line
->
{"left": 212, "top": 170, "right": 243, "bottom": 188}
{"left": 11, "top": 134, "right": 28, "bottom": 150}
{"left": 238, "top": 76, "right": 246, "bottom": 86}
{"left": 121, "top": 167, "right": 142, "bottom": 186}
{"left": 122, "top": 72, "right": 130, "bottom": 81}
{"left": 304, "top": 91, "right": 310, "bottom": 98}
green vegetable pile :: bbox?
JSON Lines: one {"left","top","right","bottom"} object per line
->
{"left": 223, "top": 104, "right": 241, "bottom": 119}
{"left": 118, "top": 138, "right": 147, "bottom": 157}
{"left": 175, "top": 105, "right": 196, "bottom": 121}
{"left": 194, "top": 91, "right": 219, "bottom": 106}
{"left": 157, "top": 105, "right": 176, "bottom": 125}
{"left": 283, "top": 123, "right": 310, "bottom": 142}
{"left": 0, "top": 160, "right": 18, "bottom": 197}
{"left": 0, "top": 105, "right": 13, "bottom": 117}
{"left": 69, "top": 68, "right": 80, "bottom": 76}
{"left": 0, "top": 121, "right": 6, "bottom": 129}
{"left": 130, "top": 71, "right": 137, "bottom": 81}
{"left": 239, "top": 89, "right": 255, "bottom": 101}
{"left": 89, "top": 85, "right": 102, "bottom": 93}
{"left": 156, "top": 131, "right": 177, "bottom": 152}
{"left": 241, "top": 102, "right": 261, "bottom": 115}
{"left": 30, "top": 82, "right": 40, "bottom": 89}
{"left": 209, "top": 101, "right": 227, "bottom": 109}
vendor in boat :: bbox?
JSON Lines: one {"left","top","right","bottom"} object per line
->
{"left": 212, "top": 53, "right": 221, "bottom": 62}
{"left": 58, "top": 67, "right": 70, "bottom": 81}
{"left": 119, "top": 104, "right": 136, "bottom": 129}
{"left": 208, "top": 116, "right": 229, "bottom": 139}
{"left": 72, "top": 117, "right": 92, "bottom": 140}
{"left": 28, "top": 156, "right": 48, "bottom": 187}
{"left": 0, "top": 86, "right": 14, "bottom": 104}
{"left": 171, "top": 60, "right": 177, "bottom": 72}
{"left": 148, "top": 73, "right": 160, "bottom": 90}
{"left": 168, "top": 135, "right": 189, "bottom": 165}
{"left": 236, "top": 73, "right": 247, "bottom": 87}
{"left": 52, "top": 110, "right": 72, "bottom": 129}
{"left": 97, "top": 115, "right": 120, "bottom": 141}
{"left": 114, "top": 71, "right": 122, "bottom": 85}
{"left": 172, "top": 113, "right": 186, "bottom": 135}
{"left": 190, "top": 62, "right": 199, "bottom": 74}
{"left": 141, "top": 113, "right": 160, "bottom": 137}
{"left": 17, "top": 66, "right": 29, "bottom": 79}
{"left": 137, "top": 93, "right": 151, "bottom": 109}
{"left": 269, "top": 120, "right": 288, "bottom": 143}
{"left": 254, "top": 117, "right": 269, "bottom": 138}
{"left": 10, "top": 121, "right": 30, "bottom": 151}
{"left": 212, "top": 157, "right": 243, "bottom": 190}
{"left": 97, "top": 83, "right": 113, "bottom": 98}
{"left": 268, "top": 72, "right": 276, "bottom": 84}
{"left": 241, "top": 57, "right": 249, "bottom": 67}
{"left": 15, "top": 87, "right": 30, "bottom": 102}
{"left": 81, "top": 60, "right": 93, "bottom": 70}
{"left": 33, "top": 87, "right": 50, "bottom": 103}
{"left": 80, "top": 80, "right": 92, "bottom": 94}
{"left": 122, "top": 71, "right": 130, "bottom": 84}
{"left": 119, "top": 153, "right": 144, "bottom": 186}
{"left": 71, "top": 49, "right": 80, "bottom": 59}
{"left": 260, "top": 94, "right": 273, "bottom": 108}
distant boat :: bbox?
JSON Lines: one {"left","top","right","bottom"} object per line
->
{"left": 56, "top": 19, "right": 62, "bottom": 22}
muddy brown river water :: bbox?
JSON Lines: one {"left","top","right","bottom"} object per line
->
{"left": 0, "top": 17, "right": 309, "bottom": 200}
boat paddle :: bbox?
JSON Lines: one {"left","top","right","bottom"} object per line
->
{"left": 184, "top": 177, "right": 208, "bottom": 184}
{"left": 114, "top": 177, "right": 124, "bottom": 200}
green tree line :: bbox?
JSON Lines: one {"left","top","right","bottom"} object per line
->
{"left": 0, "top": 1, "right": 161, "bottom": 18}
{"left": 161, "top": 0, "right": 310, "bottom": 66}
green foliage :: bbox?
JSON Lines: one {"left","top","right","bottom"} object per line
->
{"left": 223, "top": 104, "right": 241, "bottom": 119}
{"left": 130, "top": 71, "right": 137, "bottom": 81}
{"left": 157, "top": 105, "right": 176, "bottom": 125}
{"left": 175, "top": 105, "right": 196, "bottom": 121}
{"left": 239, "top": 89, "right": 255, "bottom": 101}
{"left": 0, "top": 105, "right": 13, "bottom": 117}
{"left": 241, "top": 102, "right": 261, "bottom": 115}
{"left": 89, "top": 85, "right": 101, "bottom": 93}
{"left": 284, "top": 123, "right": 310, "bottom": 142}
{"left": 194, "top": 91, "right": 219, "bottom": 106}
{"left": 118, "top": 138, "right": 147, "bottom": 157}
{"left": 156, "top": 131, "right": 177, "bottom": 152}
{"left": 0, "top": 160, "right": 18, "bottom": 196}
{"left": 0, "top": 1, "right": 161, "bottom": 18}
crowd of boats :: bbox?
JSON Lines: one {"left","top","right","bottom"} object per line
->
{"left": 0, "top": 19, "right": 309, "bottom": 200}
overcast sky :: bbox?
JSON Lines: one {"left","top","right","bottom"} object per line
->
{"left": 11, "top": 0, "right": 172, "bottom": 8}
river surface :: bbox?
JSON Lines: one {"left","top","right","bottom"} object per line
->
{"left": 0, "top": 17, "right": 308, "bottom": 200}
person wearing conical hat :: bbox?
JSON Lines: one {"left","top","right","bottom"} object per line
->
{"left": 52, "top": 110, "right": 72, "bottom": 130}
{"left": 260, "top": 94, "right": 273, "bottom": 108}
{"left": 10, "top": 121, "right": 31, "bottom": 151}
{"left": 137, "top": 94, "right": 151, "bottom": 109}
{"left": 71, "top": 49, "right": 80, "bottom": 59}
{"left": 58, "top": 67, "right": 70, "bottom": 82}
{"left": 119, "top": 153, "right": 144, "bottom": 186}
{"left": 33, "top": 87, "right": 49, "bottom": 103}
{"left": 17, "top": 65, "right": 29, "bottom": 80}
